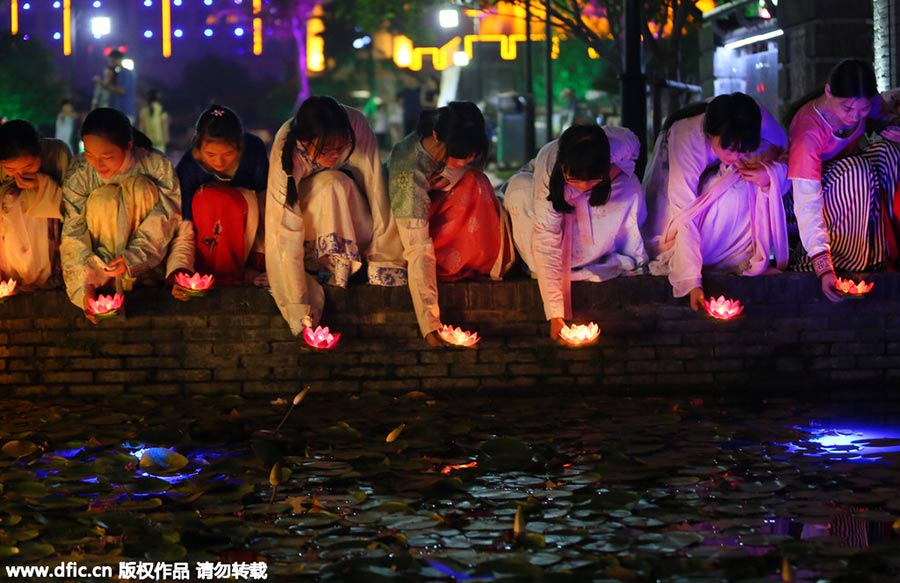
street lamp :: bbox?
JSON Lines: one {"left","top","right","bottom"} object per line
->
{"left": 90, "top": 15, "right": 110, "bottom": 38}
{"left": 452, "top": 50, "right": 469, "bottom": 67}
{"left": 439, "top": 9, "right": 459, "bottom": 29}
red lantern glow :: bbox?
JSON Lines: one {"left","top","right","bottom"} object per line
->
{"left": 559, "top": 322, "right": 601, "bottom": 346}
{"left": 703, "top": 296, "right": 743, "bottom": 320}
{"left": 302, "top": 326, "right": 340, "bottom": 350}
{"left": 835, "top": 277, "right": 874, "bottom": 296}
{"left": 88, "top": 292, "right": 124, "bottom": 318}
{"left": 440, "top": 461, "right": 478, "bottom": 475}
{"left": 175, "top": 272, "right": 215, "bottom": 297}
{"left": 438, "top": 325, "right": 480, "bottom": 348}
{"left": 0, "top": 278, "right": 17, "bottom": 301}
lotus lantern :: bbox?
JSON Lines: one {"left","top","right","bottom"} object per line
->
{"left": 302, "top": 326, "right": 340, "bottom": 350}
{"left": 559, "top": 322, "right": 601, "bottom": 346}
{"left": 0, "top": 278, "right": 16, "bottom": 301}
{"left": 835, "top": 277, "right": 873, "bottom": 297}
{"left": 88, "top": 292, "right": 124, "bottom": 319}
{"left": 703, "top": 296, "right": 743, "bottom": 321}
{"left": 174, "top": 272, "right": 215, "bottom": 297}
{"left": 438, "top": 325, "right": 480, "bottom": 348}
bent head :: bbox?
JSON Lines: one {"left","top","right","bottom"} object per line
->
{"left": 0, "top": 120, "right": 42, "bottom": 187}
{"left": 556, "top": 124, "right": 610, "bottom": 193}
{"left": 824, "top": 59, "right": 877, "bottom": 127}
{"left": 81, "top": 108, "right": 133, "bottom": 179}
{"left": 192, "top": 104, "right": 244, "bottom": 174}
{"left": 291, "top": 96, "right": 355, "bottom": 169}
{"left": 703, "top": 92, "right": 762, "bottom": 165}
{"left": 418, "top": 101, "right": 488, "bottom": 169}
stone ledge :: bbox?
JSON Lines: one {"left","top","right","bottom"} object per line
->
{"left": 1, "top": 273, "right": 898, "bottom": 396}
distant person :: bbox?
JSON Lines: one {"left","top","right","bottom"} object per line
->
{"left": 397, "top": 75, "right": 423, "bottom": 135}
{"left": 91, "top": 65, "right": 115, "bottom": 110}
{"left": 61, "top": 108, "right": 192, "bottom": 320}
{"left": 92, "top": 49, "right": 136, "bottom": 122}
{"left": 0, "top": 120, "right": 72, "bottom": 289}
{"left": 176, "top": 105, "right": 268, "bottom": 287}
{"left": 420, "top": 75, "right": 440, "bottom": 110}
{"left": 138, "top": 89, "right": 169, "bottom": 152}
{"left": 388, "top": 102, "right": 515, "bottom": 345}
{"left": 55, "top": 99, "right": 79, "bottom": 153}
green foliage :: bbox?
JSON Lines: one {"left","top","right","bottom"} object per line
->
{"left": 0, "top": 36, "right": 63, "bottom": 126}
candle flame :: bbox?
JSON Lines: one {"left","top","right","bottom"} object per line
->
{"left": 835, "top": 277, "right": 874, "bottom": 295}
{"left": 559, "top": 322, "right": 601, "bottom": 345}
{"left": 0, "top": 278, "right": 17, "bottom": 298}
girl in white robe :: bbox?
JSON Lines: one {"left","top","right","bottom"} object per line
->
{"left": 0, "top": 120, "right": 72, "bottom": 289}
{"left": 61, "top": 108, "right": 193, "bottom": 319}
{"left": 643, "top": 93, "right": 789, "bottom": 310}
{"left": 267, "top": 96, "right": 406, "bottom": 336}
{"left": 504, "top": 125, "right": 647, "bottom": 341}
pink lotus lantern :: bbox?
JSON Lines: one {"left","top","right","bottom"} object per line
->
{"left": 559, "top": 322, "right": 601, "bottom": 346}
{"left": 835, "top": 277, "right": 874, "bottom": 297}
{"left": 703, "top": 296, "right": 744, "bottom": 321}
{"left": 438, "top": 325, "right": 480, "bottom": 348}
{"left": 174, "top": 272, "right": 215, "bottom": 297}
{"left": 0, "top": 278, "right": 16, "bottom": 301}
{"left": 87, "top": 292, "right": 124, "bottom": 319}
{"left": 302, "top": 326, "right": 340, "bottom": 350}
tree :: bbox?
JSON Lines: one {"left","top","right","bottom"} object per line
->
{"left": 0, "top": 36, "right": 64, "bottom": 127}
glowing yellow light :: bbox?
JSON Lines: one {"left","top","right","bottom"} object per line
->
{"left": 587, "top": 47, "right": 600, "bottom": 59}
{"left": 63, "top": 0, "right": 72, "bottom": 56}
{"left": 11, "top": 0, "right": 18, "bottom": 35}
{"left": 253, "top": 0, "right": 262, "bottom": 55}
{"left": 307, "top": 4, "right": 325, "bottom": 73}
{"left": 162, "top": 0, "right": 172, "bottom": 57}
{"left": 393, "top": 35, "right": 413, "bottom": 68}
{"left": 697, "top": 0, "right": 716, "bottom": 13}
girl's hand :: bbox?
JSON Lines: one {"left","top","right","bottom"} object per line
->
{"left": 736, "top": 162, "right": 771, "bottom": 189}
{"left": 549, "top": 317, "right": 565, "bottom": 341}
{"left": 880, "top": 126, "right": 900, "bottom": 142}
{"left": 103, "top": 257, "right": 127, "bottom": 278}
{"left": 689, "top": 287, "right": 706, "bottom": 312}
{"left": 82, "top": 287, "right": 98, "bottom": 325}
{"left": 820, "top": 271, "right": 844, "bottom": 303}
{"left": 425, "top": 330, "right": 445, "bottom": 347}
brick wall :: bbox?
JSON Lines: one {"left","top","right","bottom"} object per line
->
{"left": 2, "top": 274, "right": 900, "bottom": 397}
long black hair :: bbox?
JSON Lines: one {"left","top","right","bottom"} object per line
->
{"left": 416, "top": 101, "right": 489, "bottom": 169}
{"left": 280, "top": 96, "right": 356, "bottom": 208}
{"left": 547, "top": 124, "right": 611, "bottom": 213}
{"left": 0, "top": 119, "right": 41, "bottom": 160}
{"left": 782, "top": 59, "right": 878, "bottom": 126}
{"left": 81, "top": 107, "right": 153, "bottom": 151}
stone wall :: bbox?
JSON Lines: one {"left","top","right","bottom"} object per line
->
{"left": 3, "top": 274, "right": 900, "bottom": 398}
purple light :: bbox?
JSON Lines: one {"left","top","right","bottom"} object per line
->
{"left": 23, "top": 34, "right": 29, "bottom": 40}
{"left": 174, "top": 29, "right": 183, "bottom": 38}
{"left": 782, "top": 424, "right": 900, "bottom": 463}
{"left": 203, "top": 28, "right": 213, "bottom": 37}
{"left": 234, "top": 27, "right": 244, "bottom": 37}
{"left": 143, "top": 30, "right": 154, "bottom": 39}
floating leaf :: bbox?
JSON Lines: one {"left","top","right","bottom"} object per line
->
{"left": 2, "top": 440, "right": 38, "bottom": 458}
{"left": 385, "top": 423, "right": 406, "bottom": 443}
{"left": 139, "top": 448, "right": 189, "bottom": 474}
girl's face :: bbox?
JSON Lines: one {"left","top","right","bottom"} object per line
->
{"left": 1, "top": 155, "right": 41, "bottom": 188}
{"left": 444, "top": 153, "right": 475, "bottom": 170}
{"left": 198, "top": 140, "right": 240, "bottom": 173}
{"left": 299, "top": 136, "right": 350, "bottom": 168}
{"left": 825, "top": 89, "right": 872, "bottom": 128}
{"left": 83, "top": 134, "right": 129, "bottom": 179}
{"left": 710, "top": 136, "right": 745, "bottom": 166}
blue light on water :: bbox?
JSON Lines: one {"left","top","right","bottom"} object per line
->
{"left": 783, "top": 424, "right": 900, "bottom": 462}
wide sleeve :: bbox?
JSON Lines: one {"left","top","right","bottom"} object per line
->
{"left": 611, "top": 174, "right": 649, "bottom": 271}
{"left": 60, "top": 158, "right": 105, "bottom": 306}
{"left": 265, "top": 121, "right": 321, "bottom": 335}
{"left": 397, "top": 218, "right": 441, "bottom": 336}
{"left": 121, "top": 151, "right": 182, "bottom": 278}
{"left": 665, "top": 118, "right": 712, "bottom": 214}
{"left": 530, "top": 142, "right": 568, "bottom": 320}
{"left": 667, "top": 212, "right": 704, "bottom": 298}
{"left": 343, "top": 107, "right": 406, "bottom": 284}
{"left": 175, "top": 154, "right": 202, "bottom": 222}
{"left": 791, "top": 177, "right": 830, "bottom": 259}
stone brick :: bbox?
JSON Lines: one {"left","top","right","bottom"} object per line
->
{"left": 156, "top": 369, "right": 212, "bottom": 382}
{"left": 96, "top": 370, "right": 150, "bottom": 383}
{"left": 69, "top": 358, "right": 123, "bottom": 370}
{"left": 360, "top": 351, "right": 419, "bottom": 365}
{"left": 813, "top": 356, "right": 857, "bottom": 370}
{"left": 125, "top": 357, "right": 182, "bottom": 369}
{"left": 362, "top": 379, "right": 422, "bottom": 391}
{"left": 394, "top": 365, "right": 450, "bottom": 378}
{"left": 69, "top": 385, "right": 125, "bottom": 396}
{"left": 452, "top": 363, "right": 506, "bottom": 377}
{"left": 14, "top": 385, "right": 63, "bottom": 397}
{"left": 98, "top": 343, "right": 155, "bottom": 356}
{"left": 626, "top": 360, "right": 684, "bottom": 374}
{"left": 130, "top": 384, "right": 182, "bottom": 395}
{"left": 185, "top": 382, "right": 242, "bottom": 394}
{"left": 215, "top": 368, "right": 270, "bottom": 382}
{"left": 685, "top": 359, "right": 744, "bottom": 373}
{"left": 33, "top": 318, "right": 70, "bottom": 329}
{"left": 421, "top": 377, "right": 480, "bottom": 390}
{"left": 42, "top": 371, "right": 93, "bottom": 384}
{"left": 655, "top": 373, "right": 716, "bottom": 386}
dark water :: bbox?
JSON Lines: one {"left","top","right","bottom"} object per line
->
{"left": 1, "top": 391, "right": 899, "bottom": 582}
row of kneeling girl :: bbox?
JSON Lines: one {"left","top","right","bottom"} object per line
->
{"left": 1, "top": 59, "right": 898, "bottom": 344}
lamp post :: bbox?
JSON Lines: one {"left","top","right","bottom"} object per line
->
{"left": 523, "top": 0, "right": 536, "bottom": 159}
{"left": 621, "top": 0, "right": 647, "bottom": 176}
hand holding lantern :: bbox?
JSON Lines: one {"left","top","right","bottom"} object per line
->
{"left": 438, "top": 325, "right": 480, "bottom": 348}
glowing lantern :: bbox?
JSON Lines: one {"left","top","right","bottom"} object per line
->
{"left": 302, "top": 326, "right": 340, "bottom": 350}
{"left": 703, "top": 296, "right": 744, "bottom": 321}
{"left": 88, "top": 292, "right": 124, "bottom": 318}
{"left": 0, "top": 278, "right": 17, "bottom": 301}
{"left": 559, "top": 322, "right": 600, "bottom": 346}
{"left": 440, "top": 461, "right": 478, "bottom": 474}
{"left": 174, "top": 272, "right": 214, "bottom": 297}
{"left": 438, "top": 325, "right": 480, "bottom": 348}
{"left": 835, "top": 277, "right": 874, "bottom": 297}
